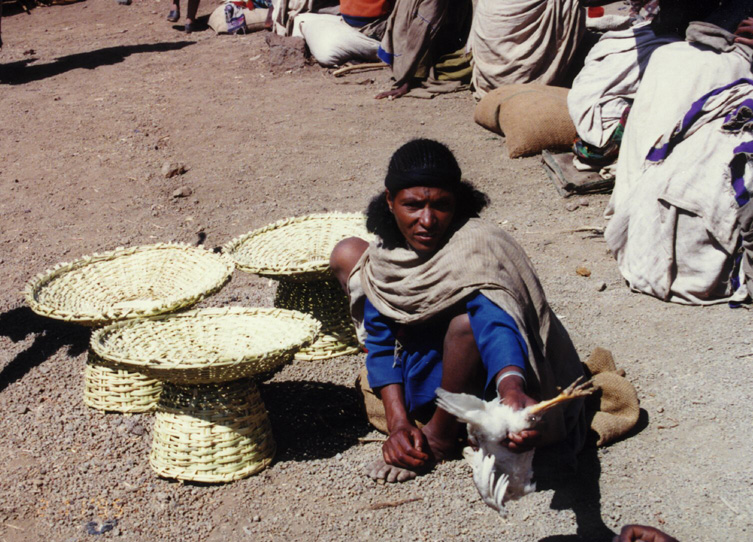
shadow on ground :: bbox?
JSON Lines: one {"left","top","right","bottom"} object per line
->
{"left": 0, "top": 41, "right": 195, "bottom": 85}
{"left": 536, "top": 408, "right": 649, "bottom": 542}
{"left": 0, "top": 306, "right": 90, "bottom": 393}
{"left": 537, "top": 444, "right": 615, "bottom": 542}
{"left": 260, "top": 380, "right": 371, "bottom": 462}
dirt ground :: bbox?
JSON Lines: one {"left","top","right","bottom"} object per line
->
{"left": 1, "top": 1, "right": 752, "bottom": 541}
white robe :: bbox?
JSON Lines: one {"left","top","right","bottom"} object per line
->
{"left": 605, "top": 40, "right": 753, "bottom": 304}
{"left": 567, "top": 22, "right": 678, "bottom": 148}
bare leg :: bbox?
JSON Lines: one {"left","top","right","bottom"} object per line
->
{"left": 167, "top": 1, "right": 180, "bottom": 22}
{"left": 367, "top": 313, "right": 484, "bottom": 483}
{"left": 264, "top": 6, "right": 274, "bottom": 30}
{"left": 421, "top": 313, "right": 483, "bottom": 461}
{"left": 329, "top": 237, "right": 369, "bottom": 292}
{"left": 186, "top": 0, "right": 200, "bottom": 26}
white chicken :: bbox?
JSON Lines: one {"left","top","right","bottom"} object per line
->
{"left": 435, "top": 377, "right": 595, "bottom": 516}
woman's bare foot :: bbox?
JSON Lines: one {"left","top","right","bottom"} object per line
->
{"left": 365, "top": 424, "right": 460, "bottom": 483}
{"left": 365, "top": 459, "right": 418, "bottom": 483}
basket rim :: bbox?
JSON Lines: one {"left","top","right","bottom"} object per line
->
{"left": 222, "top": 212, "right": 371, "bottom": 277}
{"left": 90, "top": 306, "right": 321, "bottom": 375}
{"left": 24, "top": 243, "right": 235, "bottom": 325}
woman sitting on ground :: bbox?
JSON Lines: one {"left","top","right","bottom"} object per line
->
{"left": 330, "top": 139, "right": 587, "bottom": 482}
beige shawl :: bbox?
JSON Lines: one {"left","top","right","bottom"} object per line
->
{"left": 348, "top": 219, "right": 586, "bottom": 441}
{"left": 470, "top": 0, "right": 585, "bottom": 99}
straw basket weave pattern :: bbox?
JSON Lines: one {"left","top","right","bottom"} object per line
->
{"left": 223, "top": 213, "right": 372, "bottom": 281}
{"left": 150, "top": 379, "right": 275, "bottom": 483}
{"left": 274, "top": 279, "right": 360, "bottom": 361}
{"left": 84, "top": 351, "right": 163, "bottom": 413}
{"left": 25, "top": 243, "right": 234, "bottom": 326}
{"left": 90, "top": 307, "right": 321, "bottom": 385}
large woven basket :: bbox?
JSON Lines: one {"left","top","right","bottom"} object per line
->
{"left": 84, "top": 351, "right": 163, "bottom": 413}
{"left": 150, "top": 379, "right": 275, "bottom": 483}
{"left": 25, "top": 243, "right": 234, "bottom": 326}
{"left": 274, "top": 279, "right": 360, "bottom": 361}
{"left": 223, "top": 213, "right": 373, "bottom": 282}
{"left": 90, "top": 307, "right": 321, "bottom": 385}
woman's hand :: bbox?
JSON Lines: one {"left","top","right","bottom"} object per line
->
{"left": 613, "top": 525, "right": 678, "bottom": 542}
{"left": 735, "top": 17, "right": 753, "bottom": 47}
{"left": 382, "top": 422, "right": 430, "bottom": 469}
{"left": 497, "top": 371, "right": 541, "bottom": 453}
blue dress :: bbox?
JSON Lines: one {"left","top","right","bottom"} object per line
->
{"left": 364, "top": 292, "right": 529, "bottom": 413}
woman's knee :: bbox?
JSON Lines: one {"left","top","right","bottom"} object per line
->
{"left": 330, "top": 237, "right": 369, "bottom": 287}
{"left": 444, "top": 313, "right": 478, "bottom": 354}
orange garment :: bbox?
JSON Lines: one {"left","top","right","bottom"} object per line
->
{"left": 340, "top": 0, "right": 391, "bottom": 18}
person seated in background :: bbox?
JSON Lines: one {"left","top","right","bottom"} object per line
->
{"left": 604, "top": 2, "right": 753, "bottom": 304}
{"left": 340, "top": 0, "right": 392, "bottom": 33}
{"left": 330, "top": 139, "right": 588, "bottom": 482}
{"left": 375, "top": 0, "right": 473, "bottom": 100}
{"left": 469, "top": 0, "right": 586, "bottom": 100}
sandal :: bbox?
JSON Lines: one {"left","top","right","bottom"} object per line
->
{"left": 184, "top": 22, "right": 194, "bottom": 34}
{"left": 167, "top": 10, "right": 180, "bottom": 22}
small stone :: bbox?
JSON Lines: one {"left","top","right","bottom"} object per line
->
{"left": 172, "top": 186, "right": 193, "bottom": 198}
{"left": 129, "top": 424, "right": 145, "bottom": 436}
{"left": 577, "top": 197, "right": 590, "bottom": 207}
{"left": 657, "top": 406, "right": 664, "bottom": 413}
{"left": 16, "top": 404, "right": 29, "bottom": 415}
{"left": 565, "top": 201, "right": 580, "bottom": 212}
{"left": 595, "top": 281, "right": 607, "bottom": 292}
{"left": 252, "top": 515, "right": 261, "bottom": 522}
{"left": 335, "top": 453, "right": 343, "bottom": 460}
{"left": 162, "top": 162, "right": 187, "bottom": 178}
{"left": 576, "top": 266, "right": 592, "bottom": 277}
{"left": 243, "top": 526, "right": 253, "bottom": 535}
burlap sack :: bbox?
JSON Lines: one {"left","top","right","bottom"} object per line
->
{"left": 473, "top": 84, "right": 576, "bottom": 159}
{"left": 356, "top": 366, "right": 389, "bottom": 434}
{"left": 583, "top": 347, "right": 640, "bottom": 447}
{"left": 356, "top": 366, "right": 429, "bottom": 434}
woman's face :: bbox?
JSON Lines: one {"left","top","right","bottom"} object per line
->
{"left": 387, "top": 186, "right": 456, "bottom": 255}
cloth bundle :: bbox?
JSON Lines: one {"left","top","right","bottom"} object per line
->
{"left": 294, "top": 13, "right": 381, "bottom": 66}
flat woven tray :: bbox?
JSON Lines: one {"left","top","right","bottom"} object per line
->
{"left": 90, "top": 307, "right": 320, "bottom": 385}
{"left": 25, "top": 243, "right": 234, "bottom": 326}
{"left": 223, "top": 213, "right": 372, "bottom": 281}
{"left": 274, "top": 279, "right": 360, "bottom": 361}
{"left": 150, "top": 379, "right": 275, "bottom": 483}
{"left": 84, "top": 351, "right": 163, "bottom": 413}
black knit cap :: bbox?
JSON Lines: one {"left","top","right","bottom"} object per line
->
{"left": 384, "top": 139, "right": 462, "bottom": 194}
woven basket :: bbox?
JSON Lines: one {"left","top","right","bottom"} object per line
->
{"left": 90, "top": 307, "right": 321, "bottom": 385}
{"left": 150, "top": 379, "right": 275, "bottom": 483}
{"left": 25, "top": 243, "right": 234, "bottom": 326}
{"left": 84, "top": 351, "right": 163, "bottom": 413}
{"left": 274, "top": 278, "right": 361, "bottom": 361}
{"left": 223, "top": 213, "right": 373, "bottom": 281}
